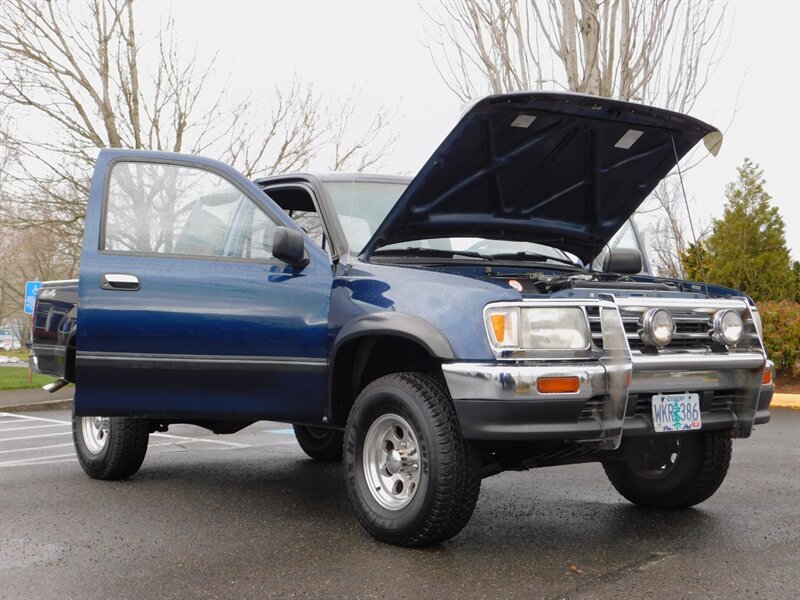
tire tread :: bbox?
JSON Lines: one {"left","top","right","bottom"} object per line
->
{"left": 73, "top": 415, "right": 149, "bottom": 480}
{"left": 345, "top": 372, "right": 481, "bottom": 547}
{"left": 293, "top": 425, "right": 344, "bottom": 461}
{"left": 603, "top": 430, "right": 732, "bottom": 509}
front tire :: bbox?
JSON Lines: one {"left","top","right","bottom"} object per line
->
{"left": 293, "top": 425, "right": 344, "bottom": 461}
{"left": 602, "top": 430, "right": 732, "bottom": 509}
{"left": 344, "top": 372, "right": 481, "bottom": 547}
{"left": 72, "top": 410, "right": 150, "bottom": 480}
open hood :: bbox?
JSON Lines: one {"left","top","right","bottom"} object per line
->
{"left": 361, "top": 92, "right": 720, "bottom": 262}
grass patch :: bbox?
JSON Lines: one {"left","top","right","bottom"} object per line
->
{"left": 0, "top": 350, "right": 29, "bottom": 361}
{"left": 0, "top": 367, "right": 59, "bottom": 390}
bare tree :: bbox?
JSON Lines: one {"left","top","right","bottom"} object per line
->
{"left": 643, "top": 181, "right": 686, "bottom": 278}
{"left": 424, "top": 0, "right": 727, "bottom": 113}
{"left": 0, "top": 223, "right": 81, "bottom": 342}
{"left": 423, "top": 0, "right": 729, "bottom": 274}
{"left": 0, "top": 0, "right": 397, "bottom": 264}
{"left": 328, "top": 93, "right": 399, "bottom": 173}
{"left": 220, "top": 81, "right": 399, "bottom": 178}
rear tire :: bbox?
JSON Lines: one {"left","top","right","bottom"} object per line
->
{"left": 344, "top": 372, "right": 481, "bottom": 547}
{"left": 72, "top": 410, "right": 149, "bottom": 480}
{"left": 602, "top": 430, "right": 732, "bottom": 509}
{"left": 293, "top": 425, "right": 344, "bottom": 461}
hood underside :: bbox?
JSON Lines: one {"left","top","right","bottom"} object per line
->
{"left": 361, "top": 92, "right": 720, "bottom": 262}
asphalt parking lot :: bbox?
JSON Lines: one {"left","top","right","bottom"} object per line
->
{"left": 1, "top": 408, "right": 798, "bottom": 599}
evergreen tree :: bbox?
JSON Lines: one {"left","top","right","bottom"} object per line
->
{"left": 793, "top": 262, "right": 800, "bottom": 303}
{"left": 705, "top": 159, "right": 794, "bottom": 301}
{"left": 679, "top": 241, "right": 710, "bottom": 282}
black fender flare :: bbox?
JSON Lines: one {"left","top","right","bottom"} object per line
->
{"left": 327, "top": 312, "right": 454, "bottom": 423}
{"left": 331, "top": 312, "right": 454, "bottom": 361}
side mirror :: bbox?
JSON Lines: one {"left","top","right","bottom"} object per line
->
{"left": 271, "top": 226, "right": 308, "bottom": 269}
{"left": 602, "top": 248, "right": 642, "bottom": 274}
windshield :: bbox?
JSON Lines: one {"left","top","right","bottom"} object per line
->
{"left": 324, "top": 179, "right": 649, "bottom": 271}
{"left": 325, "top": 181, "right": 407, "bottom": 252}
{"left": 325, "top": 180, "right": 576, "bottom": 263}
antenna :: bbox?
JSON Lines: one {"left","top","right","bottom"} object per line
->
{"left": 670, "top": 135, "right": 710, "bottom": 299}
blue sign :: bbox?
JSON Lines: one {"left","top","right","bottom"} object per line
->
{"left": 24, "top": 281, "right": 42, "bottom": 315}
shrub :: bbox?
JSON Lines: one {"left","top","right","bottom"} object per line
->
{"left": 759, "top": 301, "right": 800, "bottom": 377}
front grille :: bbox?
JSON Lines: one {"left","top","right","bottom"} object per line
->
{"left": 586, "top": 299, "right": 757, "bottom": 354}
{"left": 579, "top": 397, "right": 605, "bottom": 419}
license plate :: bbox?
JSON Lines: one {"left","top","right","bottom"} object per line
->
{"left": 651, "top": 393, "right": 701, "bottom": 433}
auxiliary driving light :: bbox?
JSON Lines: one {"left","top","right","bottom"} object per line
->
{"left": 710, "top": 309, "right": 743, "bottom": 346}
{"left": 638, "top": 308, "right": 675, "bottom": 347}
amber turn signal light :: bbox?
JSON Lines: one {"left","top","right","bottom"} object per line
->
{"left": 536, "top": 376, "right": 580, "bottom": 394}
{"left": 490, "top": 314, "right": 506, "bottom": 342}
{"left": 762, "top": 370, "right": 773, "bottom": 385}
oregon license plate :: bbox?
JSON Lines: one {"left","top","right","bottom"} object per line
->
{"left": 651, "top": 393, "right": 701, "bottom": 433}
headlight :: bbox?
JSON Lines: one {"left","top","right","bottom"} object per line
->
{"left": 485, "top": 306, "right": 590, "bottom": 351}
{"left": 711, "top": 309, "right": 743, "bottom": 346}
{"left": 639, "top": 308, "right": 675, "bottom": 347}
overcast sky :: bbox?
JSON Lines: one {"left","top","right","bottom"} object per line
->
{"left": 139, "top": 0, "right": 799, "bottom": 260}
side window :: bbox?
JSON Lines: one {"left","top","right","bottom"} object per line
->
{"left": 105, "top": 162, "right": 278, "bottom": 260}
{"left": 228, "top": 201, "right": 278, "bottom": 260}
{"left": 287, "top": 210, "right": 324, "bottom": 248}
{"left": 261, "top": 186, "right": 326, "bottom": 250}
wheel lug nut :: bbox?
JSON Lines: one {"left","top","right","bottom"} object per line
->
{"left": 405, "top": 474, "right": 412, "bottom": 481}
{"left": 412, "top": 463, "right": 418, "bottom": 470}
{"left": 400, "top": 442, "right": 407, "bottom": 449}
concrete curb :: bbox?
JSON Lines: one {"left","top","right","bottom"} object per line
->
{"left": 771, "top": 393, "right": 800, "bottom": 410}
{"left": 1, "top": 398, "right": 74, "bottom": 413}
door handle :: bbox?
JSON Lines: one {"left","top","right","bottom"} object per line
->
{"left": 100, "top": 273, "right": 140, "bottom": 291}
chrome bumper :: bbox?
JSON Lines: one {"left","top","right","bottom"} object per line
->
{"left": 442, "top": 362, "right": 607, "bottom": 402}
{"left": 442, "top": 352, "right": 768, "bottom": 445}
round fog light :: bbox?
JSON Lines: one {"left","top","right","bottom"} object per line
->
{"left": 711, "top": 309, "right": 743, "bottom": 346}
{"left": 639, "top": 308, "right": 675, "bottom": 347}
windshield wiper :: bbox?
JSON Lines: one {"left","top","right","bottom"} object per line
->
{"left": 372, "top": 247, "right": 493, "bottom": 260}
{"left": 488, "top": 251, "right": 580, "bottom": 268}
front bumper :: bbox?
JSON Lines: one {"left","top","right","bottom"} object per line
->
{"left": 443, "top": 353, "right": 771, "bottom": 444}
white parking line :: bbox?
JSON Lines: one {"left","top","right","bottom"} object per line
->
{"left": 0, "top": 451, "right": 78, "bottom": 466}
{"left": 0, "top": 423, "right": 70, "bottom": 432}
{"left": 1, "top": 458, "right": 78, "bottom": 468}
{"left": 0, "top": 431, "right": 72, "bottom": 442}
{"left": 0, "top": 412, "right": 269, "bottom": 469}
{"left": 251, "top": 440, "right": 298, "bottom": 447}
{"left": 0, "top": 412, "right": 71, "bottom": 425}
{"left": 0, "top": 442, "right": 75, "bottom": 454}
{"left": 0, "top": 413, "right": 42, "bottom": 421}
{"left": 152, "top": 432, "right": 250, "bottom": 448}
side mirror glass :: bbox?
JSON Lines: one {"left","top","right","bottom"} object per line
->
{"left": 602, "top": 248, "right": 642, "bottom": 274}
{"left": 271, "top": 226, "right": 308, "bottom": 269}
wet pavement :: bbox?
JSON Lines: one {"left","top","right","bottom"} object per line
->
{"left": 1, "top": 409, "right": 798, "bottom": 599}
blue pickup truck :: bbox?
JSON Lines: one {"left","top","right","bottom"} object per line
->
{"left": 32, "top": 92, "right": 774, "bottom": 547}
